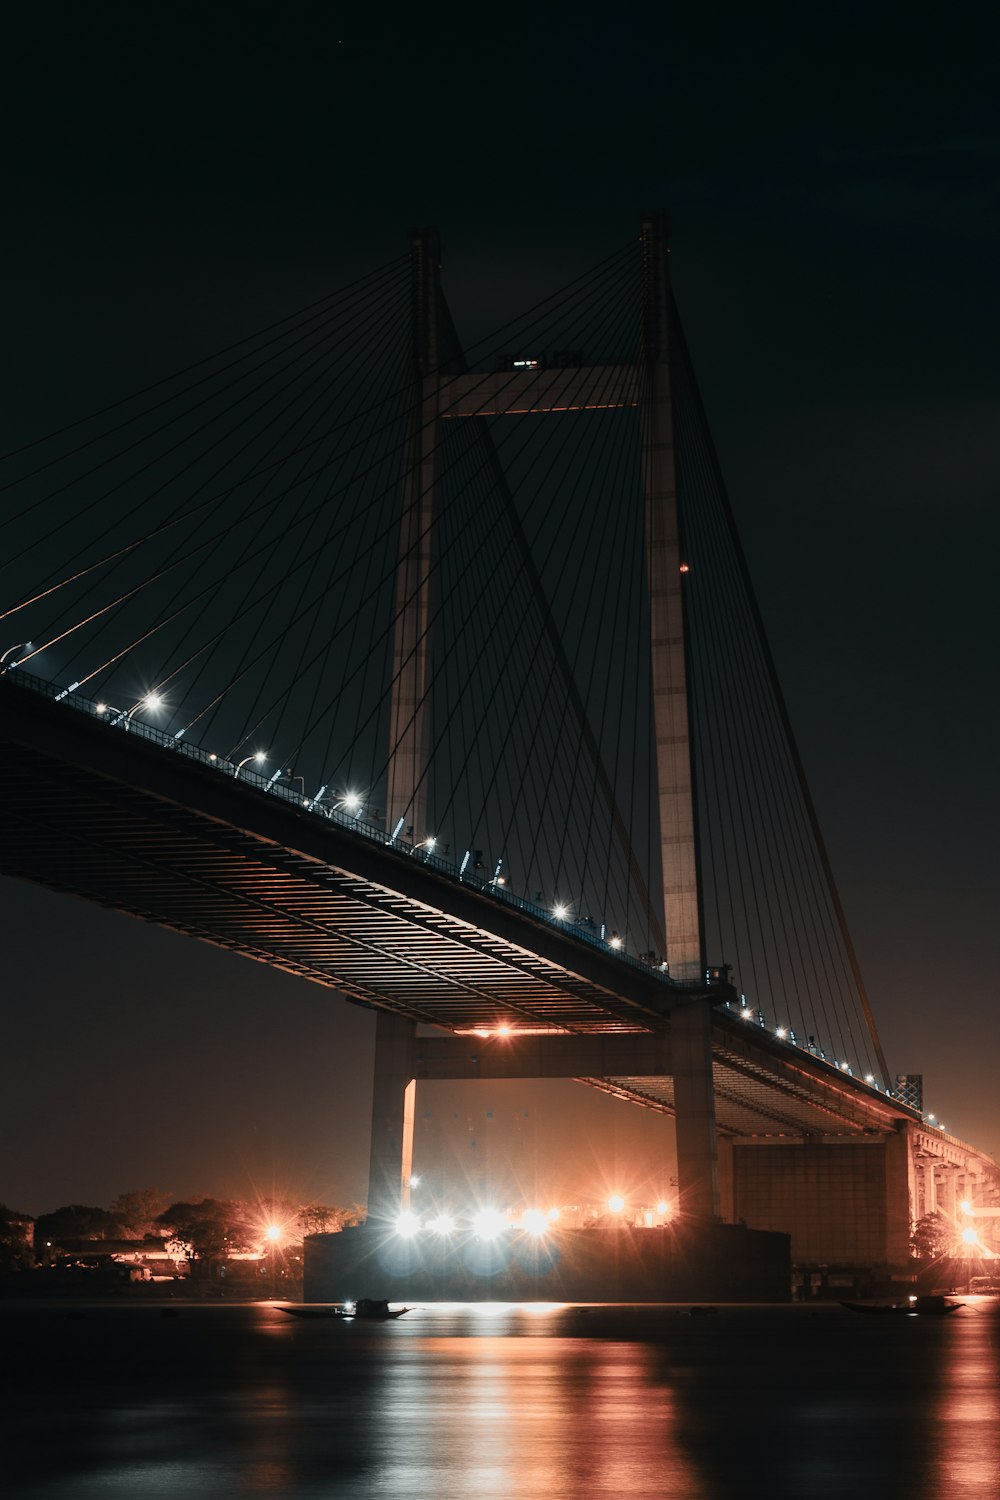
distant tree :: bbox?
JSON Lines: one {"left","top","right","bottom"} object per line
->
{"left": 297, "top": 1203, "right": 366, "bottom": 1236}
{"left": 109, "top": 1189, "right": 172, "bottom": 1240}
{"left": 35, "top": 1204, "right": 120, "bottom": 1246}
{"left": 157, "top": 1199, "right": 260, "bottom": 1259}
{"left": 0, "top": 1203, "right": 35, "bottom": 1273}
{"left": 911, "top": 1210, "right": 950, "bottom": 1261}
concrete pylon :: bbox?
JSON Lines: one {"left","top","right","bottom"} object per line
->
{"left": 367, "top": 1009, "right": 417, "bottom": 1223}
{"left": 386, "top": 228, "right": 441, "bottom": 844}
{"left": 641, "top": 211, "right": 719, "bottom": 1219}
{"left": 671, "top": 1001, "right": 721, "bottom": 1219}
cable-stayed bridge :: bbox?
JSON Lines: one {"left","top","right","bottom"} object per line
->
{"left": 2, "top": 217, "right": 996, "bottom": 1272}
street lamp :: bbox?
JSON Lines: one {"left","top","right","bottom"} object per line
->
{"left": 98, "top": 693, "right": 164, "bottom": 726}
{"left": 264, "top": 1223, "right": 281, "bottom": 1297}
{"left": 0, "top": 641, "right": 33, "bottom": 671}
{"left": 126, "top": 692, "right": 163, "bottom": 725}
{"left": 234, "top": 751, "right": 266, "bottom": 779}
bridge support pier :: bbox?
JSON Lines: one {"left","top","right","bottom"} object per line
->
{"left": 367, "top": 1010, "right": 417, "bottom": 1224}
{"left": 671, "top": 1001, "right": 721, "bottom": 1219}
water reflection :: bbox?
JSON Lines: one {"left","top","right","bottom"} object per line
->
{"left": 373, "top": 1332, "right": 703, "bottom": 1497}
{"left": 3, "top": 1302, "right": 999, "bottom": 1499}
{"left": 929, "top": 1303, "right": 1000, "bottom": 1497}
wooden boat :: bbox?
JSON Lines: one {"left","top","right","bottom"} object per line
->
{"left": 280, "top": 1298, "right": 410, "bottom": 1321}
{"left": 841, "top": 1295, "right": 963, "bottom": 1317}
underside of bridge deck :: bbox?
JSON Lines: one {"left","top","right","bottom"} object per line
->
{"left": 2, "top": 679, "right": 915, "bottom": 1144}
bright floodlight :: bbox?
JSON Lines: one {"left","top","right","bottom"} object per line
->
{"left": 610, "top": 933, "right": 623, "bottom": 949}
{"left": 961, "top": 1227, "right": 979, "bottom": 1246}
{"left": 553, "top": 903, "right": 569, "bottom": 920}
{"left": 608, "top": 1195, "right": 625, "bottom": 1214}
{"left": 264, "top": 1224, "right": 281, "bottom": 1243}
{"left": 343, "top": 791, "right": 362, "bottom": 811}
{"left": 428, "top": 1213, "right": 455, "bottom": 1235}
{"left": 656, "top": 1201, "right": 669, "bottom": 1215}
{"left": 395, "top": 1210, "right": 420, "bottom": 1238}
{"left": 776, "top": 1026, "right": 787, "bottom": 1039}
{"left": 409, "top": 1174, "right": 421, "bottom": 1188}
{"left": 740, "top": 1007, "right": 753, "bottom": 1020}
{"left": 497, "top": 1024, "right": 511, "bottom": 1036}
{"left": 522, "top": 1209, "right": 548, "bottom": 1237}
{"left": 960, "top": 1200, "right": 972, "bottom": 1215}
{"left": 96, "top": 702, "right": 108, "bottom": 714}
{"left": 473, "top": 1208, "right": 505, "bottom": 1241}
{"left": 143, "top": 693, "right": 163, "bottom": 712}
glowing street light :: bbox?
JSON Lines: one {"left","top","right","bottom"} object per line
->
{"left": 0, "top": 641, "right": 33, "bottom": 671}
{"left": 961, "top": 1227, "right": 979, "bottom": 1247}
{"left": 264, "top": 1224, "right": 281, "bottom": 1243}
{"left": 427, "top": 1213, "right": 455, "bottom": 1235}
{"left": 553, "top": 903, "right": 569, "bottom": 921}
{"left": 97, "top": 692, "right": 164, "bottom": 726}
{"left": 472, "top": 1208, "right": 506, "bottom": 1240}
{"left": 395, "top": 1210, "right": 420, "bottom": 1238}
{"left": 960, "top": 1200, "right": 973, "bottom": 1215}
{"left": 607, "top": 1194, "right": 625, "bottom": 1215}
{"left": 234, "top": 751, "right": 266, "bottom": 779}
{"left": 522, "top": 1209, "right": 549, "bottom": 1237}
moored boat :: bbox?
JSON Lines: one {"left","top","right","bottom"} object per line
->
{"left": 280, "top": 1298, "right": 410, "bottom": 1321}
{"left": 841, "top": 1294, "right": 963, "bottom": 1317}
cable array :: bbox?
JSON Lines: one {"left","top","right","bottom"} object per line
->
{"left": 0, "top": 238, "right": 888, "bottom": 1080}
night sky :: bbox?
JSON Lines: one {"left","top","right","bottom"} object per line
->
{"left": 2, "top": 4, "right": 998, "bottom": 1217}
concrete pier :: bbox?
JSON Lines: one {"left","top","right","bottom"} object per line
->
{"left": 305, "top": 1220, "right": 790, "bottom": 1304}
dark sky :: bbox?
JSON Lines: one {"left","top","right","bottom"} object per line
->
{"left": 2, "top": 3, "right": 999, "bottom": 1215}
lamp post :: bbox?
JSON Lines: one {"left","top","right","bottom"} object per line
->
{"left": 234, "top": 751, "right": 266, "bottom": 779}
{"left": 97, "top": 692, "right": 164, "bottom": 727}
{"left": 264, "top": 1223, "right": 281, "bottom": 1298}
{"left": 0, "top": 641, "right": 33, "bottom": 671}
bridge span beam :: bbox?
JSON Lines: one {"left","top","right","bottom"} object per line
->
{"left": 414, "top": 1031, "right": 672, "bottom": 1080}
{"left": 414, "top": 1012, "right": 720, "bottom": 1220}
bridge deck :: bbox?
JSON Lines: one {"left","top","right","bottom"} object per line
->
{"left": 1, "top": 676, "right": 919, "bottom": 1139}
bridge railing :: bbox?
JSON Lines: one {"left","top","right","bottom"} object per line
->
{"left": 5, "top": 666, "right": 671, "bottom": 983}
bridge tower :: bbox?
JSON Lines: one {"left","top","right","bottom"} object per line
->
{"left": 639, "top": 212, "right": 719, "bottom": 1219}
{"left": 386, "top": 228, "right": 441, "bottom": 846}
{"left": 368, "top": 217, "right": 723, "bottom": 1224}
{"left": 368, "top": 229, "right": 442, "bottom": 1224}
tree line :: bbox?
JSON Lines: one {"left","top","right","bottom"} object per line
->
{"left": 0, "top": 1190, "right": 365, "bottom": 1271}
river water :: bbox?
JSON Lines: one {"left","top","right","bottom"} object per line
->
{"left": 4, "top": 1300, "right": 999, "bottom": 1499}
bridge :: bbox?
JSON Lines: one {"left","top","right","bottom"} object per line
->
{"left": 2, "top": 216, "right": 996, "bottom": 1277}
